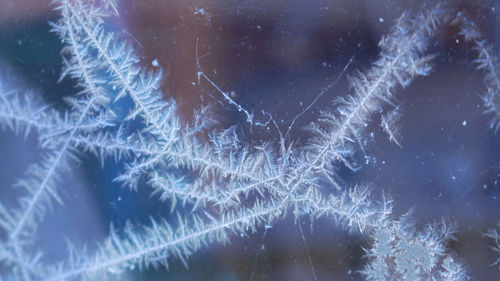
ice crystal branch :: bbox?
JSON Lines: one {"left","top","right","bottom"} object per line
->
{"left": 452, "top": 11, "right": 500, "bottom": 132}
{"left": 381, "top": 107, "right": 403, "bottom": 148}
{"left": 61, "top": 0, "right": 183, "bottom": 189}
{"left": 0, "top": 1, "right": 116, "bottom": 277}
{"left": 0, "top": 87, "right": 53, "bottom": 138}
{"left": 484, "top": 224, "right": 500, "bottom": 268}
{"left": 44, "top": 185, "right": 382, "bottom": 280}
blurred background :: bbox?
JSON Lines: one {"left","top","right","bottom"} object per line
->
{"left": 0, "top": 0, "right": 499, "bottom": 280}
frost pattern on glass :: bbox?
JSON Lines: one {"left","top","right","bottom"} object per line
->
{"left": 0, "top": 0, "right": 498, "bottom": 280}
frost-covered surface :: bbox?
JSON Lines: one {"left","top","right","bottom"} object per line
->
{"left": 0, "top": 0, "right": 499, "bottom": 280}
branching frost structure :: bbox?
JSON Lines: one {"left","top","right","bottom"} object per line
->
{"left": 0, "top": 0, "right": 498, "bottom": 280}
